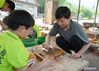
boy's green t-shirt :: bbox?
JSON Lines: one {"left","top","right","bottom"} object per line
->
{"left": 0, "top": 31, "right": 29, "bottom": 71}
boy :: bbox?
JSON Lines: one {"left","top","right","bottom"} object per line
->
{"left": 0, "top": 10, "right": 53, "bottom": 71}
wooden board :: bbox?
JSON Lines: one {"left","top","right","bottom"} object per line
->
{"left": 30, "top": 45, "right": 89, "bottom": 71}
{"left": 41, "top": 54, "right": 89, "bottom": 71}
{"left": 31, "top": 45, "right": 65, "bottom": 61}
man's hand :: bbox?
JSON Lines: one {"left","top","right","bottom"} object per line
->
{"left": 42, "top": 41, "right": 50, "bottom": 49}
{"left": 70, "top": 50, "right": 81, "bottom": 59}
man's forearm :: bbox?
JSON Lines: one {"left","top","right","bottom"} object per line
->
{"left": 77, "top": 43, "right": 90, "bottom": 55}
{"left": 45, "top": 35, "right": 52, "bottom": 43}
{"left": 46, "top": 35, "right": 56, "bottom": 44}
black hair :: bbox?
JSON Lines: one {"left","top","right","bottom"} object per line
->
{"left": 5, "top": 0, "right": 15, "bottom": 12}
{"left": 6, "top": 10, "right": 35, "bottom": 30}
{"left": 3, "top": 16, "right": 8, "bottom": 24}
{"left": 55, "top": 6, "right": 71, "bottom": 19}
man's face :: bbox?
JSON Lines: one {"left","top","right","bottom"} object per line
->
{"left": 56, "top": 17, "right": 70, "bottom": 28}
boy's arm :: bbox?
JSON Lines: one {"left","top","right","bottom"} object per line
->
{"left": 27, "top": 56, "right": 54, "bottom": 71}
{"left": 16, "top": 56, "right": 54, "bottom": 71}
{"left": 15, "top": 51, "right": 36, "bottom": 71}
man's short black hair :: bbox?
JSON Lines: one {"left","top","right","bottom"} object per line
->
{"left": 55, "top": 6, "right": 71, "bottom": 19}
{"left": 6, "top": 0, "right": 15, "bottom": 12}
{"left": 6, "top": 10, "right": 35, "bottom": 30}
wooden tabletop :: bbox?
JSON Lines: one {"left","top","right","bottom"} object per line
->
{"left": 29, "top": 45, "right": 89, "bottom": 71}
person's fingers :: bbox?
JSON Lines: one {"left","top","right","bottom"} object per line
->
{"left": 42, "top": 43, "right": 46, "bottom": 48}
{"left": 71, "top": 53, "right": 80, "bottom": 59}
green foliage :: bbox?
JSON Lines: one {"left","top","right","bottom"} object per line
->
{"left": 37, "top": 0, "right": 95, "bottom": 19}
{"left": 57, "top": 0, "right": 73, "bottom": 9}
{"left": 38, "top": 0, "right": 45, "bottom": 6}
{"left": 38, "top": 0, "right": 45, "bottom": 13}
{"left": 57, "top": 0, "right": 94, "bottom": 19}
{"left": 97, "top": 11, "right": 99, "bottom": 16}
{"left": 57, "top": 0, "right": 69, "bottom": 6}
{"left": 80, "top": 7, "right": 93, "bottom": 19}
{"left": 57, "top": 0, "right": 78, "bottom": 18}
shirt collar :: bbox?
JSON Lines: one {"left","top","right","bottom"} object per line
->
{"left": 6, "top": 31, "right": 20, "bottom": 40}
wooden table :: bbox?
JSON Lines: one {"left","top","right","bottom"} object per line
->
{"left": 40, "top": 54, "right": 89, "bottom": 71}
{"left": 29, "top": 45, "right": 89, "bottom": 71}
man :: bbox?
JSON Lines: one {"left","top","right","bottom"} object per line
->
{"left": 43, "top": 6, "right": 90, "bottom": 59}
{"left": 0, "top": 10, "right": 53, "bottom": 71}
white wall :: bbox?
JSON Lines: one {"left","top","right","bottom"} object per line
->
{"left": 14, "top": 0, "right": 38, "bottom": 17}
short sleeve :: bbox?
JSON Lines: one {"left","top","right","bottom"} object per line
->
{"left": 49, "top": 23, "right": 59, "bottom": 36}
{"left": 75, "top": 23, "right": 89, "bottom": 43}
{"left": 6, "top": 40, "right": 29, "bottom": 68}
